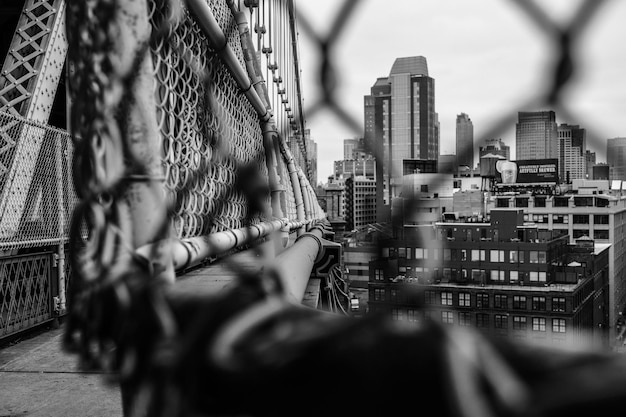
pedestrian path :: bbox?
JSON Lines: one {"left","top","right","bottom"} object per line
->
{"left": 0, "top": 326, "right": 122, "bottom": 417}
{"left": 0, "top": 243, "right": 271, "bottom": 416}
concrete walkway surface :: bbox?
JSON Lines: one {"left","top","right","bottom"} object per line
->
{"left": 0, "top": 325, "right": 122, "bottom": 417}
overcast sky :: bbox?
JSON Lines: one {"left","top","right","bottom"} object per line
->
{"left": 295, "top": 0, "right": 626, "bottom": 184}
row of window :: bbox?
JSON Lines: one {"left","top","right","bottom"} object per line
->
{"left": 383, "top": 247, "right": 548, "bottom": 264}
{"left": 374, "top": 289, "right": 567, "bottom": 312}
{"left": 390, "top": 309, "right": 566, "bottom": 333}
{"left": 375, "top": 267, "right": 549, "bottom": 284}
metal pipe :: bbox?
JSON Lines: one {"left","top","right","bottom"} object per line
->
{"left": 186, "top": 0, "right": 270, "bottom": 122}
{"left": 297, "top": 167, "right": 312, "bottom": 223}
{"left": 277, "top": 138, "right": 306, "bottom": 235}
{"left": 271, "top": 226, "right": 324, "bottom": 303}
{"left": 262, "top": 120, "right": 285, "bottom": 219}
{"left": 230, "top": 5, "right": 272, "bottom": 111}
{"left": 286, "top": 0, "right": 307, "bottom": 166}
{"left": 136, "top": 219, "right": 301, "bottom": 271}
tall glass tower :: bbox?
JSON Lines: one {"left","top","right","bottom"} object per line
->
{"left": 364, "top": 56, "right": 438, "bottom": 221}
{"left": 456, "top": 113, "right": 474, "bottom": 169}
{"left": 515, "top": 111, "right": 558, "bottom": 161}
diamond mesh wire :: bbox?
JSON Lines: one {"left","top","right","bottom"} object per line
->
{"left": 0, "top": 111, "right": 76, "bottom": 251}
{"left": 0, "top": 252, "right": 52, "bottom": 338}
{"left": 149, "top": 1, "right": 269, "bottom": 238}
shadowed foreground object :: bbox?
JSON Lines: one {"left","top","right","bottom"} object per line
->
{"left": 63, "top": 260, "right": 626, "bottom": 417}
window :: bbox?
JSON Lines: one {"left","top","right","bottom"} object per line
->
{"left": 472, "top": 249, "right": 486, "bottom": 261}
{"left": 442, "top": 311, "right": 454, "bottom": 324}
{"left": 494, "top": 294, "right": 508, "bottom": 309}
{"left": 594, "top": 215, "right": 609, "bottom": 224}
{"left": 443, "top": 249, "right": 451, "bottom": 261}
{"left": 392, "top": 309, "right": 406, "bottom": 321}
{"left": 398, "top": 247, "right": 406, "bottom": 258}
{"left": 490, "top": 270, "right": 505, "bottom": 282}
{"left": 407, "top": 309, "right": 420, "bottom": 323}
{"left": 476, "top": 313, "right": 489, "bottom": 328}
{"left": 390, "top": 289, "right": 398, "bottom": 302}
{"left": 459, "top": 312, "right": 472, "bottom": 326}
{"left": 534, "top": 197, "right": 546, "bottom": 207}
{"left": 424, "top": 291, "right": 437, "bottom": 305}
{"left": 477, "top": 293, "right": 489, "bottom": 308}
{"left": 495, "top": 314, "right": 508, "bottom": 329}
{"left": 375, "top": 269, "right": 384, "bottom": 281}
{"left": 594, "top": 230, "right": 609, "bottom": 240}
{"left": 459, "top": 293, "right": 471, "bottom": 307}
{"left": 510, "top": 270, "right": 519, "bottom": 282}
{"left": 529, "top": 251, "right": 538, "bottom": 263}
{"left": 538, "top": 251, "right": 546, "bottom": 264}
{"left": 573, "top": 229, "right": 590, "bottom": 239}
{"left": 490, "top": 250, "right": 504, "bottom": 262}
{"left": 441, "top": 292, "right": 453, "bottom": 306}
{"left": 382, "top": 248, "right": 389, "bottom": 258}
{"left": 513, "top": 316, "right": 527, "bottom": 330}
{"left": 573, "top": 215, "right": 590, "bottom": 224}
{"left": 552, "top": 297, "right": 566, "bottom": 312}
{"left": 532, "top": 296, "right": 546, "bottom": 311}
{"left": 406, "top": 248, "right": 412, "bottom": 259}
{"left": 460, "top": 249, "right": 467, "bottom": 261}
{"left": 415, "top": 248, "right": 425, "bottom": 259}
{"left": 509, "top": 251, "right": 519, "bottom": 263}
{"left": 421, "top": 184, "right": 429, "bottom": 193}
{"left": 374, "top": 289, "right": 385, "bottom": 301}
{"left": 532, "top": 317, "right": 546, "bottom": 332}
{"left": 513, "top": 295, "right": 527, "bottom": 310}
{"left": 552, "top": 318, "right": 566, "bottom": 333}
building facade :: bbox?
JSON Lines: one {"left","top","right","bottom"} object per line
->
{"left": 334, "top": 158, "right": 376, "bottom": 181}
{"left": 516, "top": 111, "right": 558, "bottom": 161}
{"left": 607, "top": 137, "right": 626, "bottom": 181}
{"left": 345, "top": 176, "right": 377, "bottom": 231}
{"left": 364, "top": 56, "right": 438, "bottom": 220}
{"left": 557, "top": 124, "right": 587, "bottom": 183}
{"left": 368, "top": 209, "right": 609, "bottom": 348}
{"left": 456, "top": 113, "right": 474, "bottom": 170}
{"left": 487, "top": 184, "right": 626, "bottom": 343}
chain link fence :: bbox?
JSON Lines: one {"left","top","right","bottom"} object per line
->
{"left": 0, "top": 111, "right": 76, "bottom": 251}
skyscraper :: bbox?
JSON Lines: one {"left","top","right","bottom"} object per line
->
{"left": 515, "top": 111, "right": 558, "bottom": 161}
{"left": 363, "top": 56, "right": 438, "bottom": 220}
{"left": 456, "top": 113, "right": 474, "bottom": 169}
{"left": 607, "top": 137, "right": 626, "bottom": 180}
{"left": 557, "top": 124, "right": 586, "bottom": 183}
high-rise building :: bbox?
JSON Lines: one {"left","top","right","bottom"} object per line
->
{"left": 586, "top": 150, "right": 596, "bottom": 180}
{"left": 364, "top": 56, "right": 438, "bottom": 220}
{"left": 344, "top": 138, "right": 360, "bottom": 160}
{"left": 557, "top": 124, "right": 586, "bottom": 183}
{"left": 516, "top": 111, "right": 558, "bottom": 161}
{"left": 479, "top": 138, "right": 510, "bottom": 161}
{"left": 456, "top": 113, "right": 474, "bottom": 169}
{"left": 607, "top": 137, "right": 626, "bottom": 180}
{"left": 345, "top": 176, "right": 377, "bottom": 231}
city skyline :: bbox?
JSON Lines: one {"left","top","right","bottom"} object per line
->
{"left": 296, "top": 0, "right": 626, "bottom": 183}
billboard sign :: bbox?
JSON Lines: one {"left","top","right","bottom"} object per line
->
{"left": 495, "top": 158, "right": 558, "bottom": 184}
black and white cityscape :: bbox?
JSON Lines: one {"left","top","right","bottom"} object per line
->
{"left": 2, "top": 1, "right": 626, "bottom": 416}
